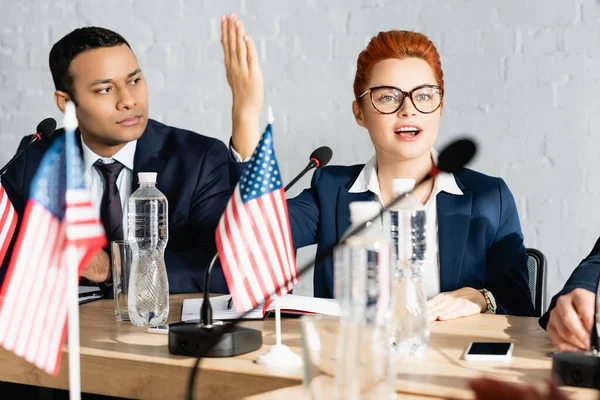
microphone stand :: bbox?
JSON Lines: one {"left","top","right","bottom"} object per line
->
{"left": 0, "top": 118, "right": 56, "bottom": 177}
{"left": 168, "top": 156, "right": 324, "bottom": 358}
{"left": 0, "top": 137, "right": 42, "bottom": 176}
{"left": 284, "top": 159, "right": 317, "bottom": 192}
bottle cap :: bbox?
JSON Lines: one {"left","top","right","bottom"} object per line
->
{"left": 138, "top": 172, "right": 157, "bottom": 184}
{"left": 392, "top": 178, "right": 416, "bottom": 196}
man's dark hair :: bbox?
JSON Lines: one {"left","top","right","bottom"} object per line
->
{"left": 49, "top": 27, "right": 131, "bottom": 103}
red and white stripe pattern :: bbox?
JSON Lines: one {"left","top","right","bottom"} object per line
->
{"left": 0, "top": 130, "right": 105, "bottom": 376}
{"left": 217, "top": 186, "right": 297, "bottom": 312}
{"left": 66, "top": 190, "right": 105, "bottom": 254}
{"left": 0, "top": 201, "right": 69, "bottom": 375}
{"left": 216, "top": 125, "right": 297, "bottom": 313}
{"left": 0, "top": 196, "right": 104, "bottom": 375}
{"left": 0, "top": 184, "right": 17, "bottom": 265}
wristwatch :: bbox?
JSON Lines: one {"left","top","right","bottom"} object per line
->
{"left": 479, "top": 288, "right": 497, "bottom": 314}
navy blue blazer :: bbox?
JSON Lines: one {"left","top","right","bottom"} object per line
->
{"left": 539, "top": 238, "right": 600, "bottom": 328}
{"left": 0, "top": 119, "right": 232, "bottom": 294}
{"left": 287, "top": 165, "right": 534, "bottom": 317}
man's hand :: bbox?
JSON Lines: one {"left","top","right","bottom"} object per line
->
{"left": 546, "top": 288, "right": 595, "bottom": 351}
{"left": 427, "top": 287, "right": 486, "bottom": 321}
{"left": 81, "top": 249, "right": 110, "bottom": 283}
{"left": 222, "top": 13, "right": 264, "bottom": 160}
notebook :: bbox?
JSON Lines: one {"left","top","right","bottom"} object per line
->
{"left": 78, "top": 286, "right": 103, "bottom": 305}
{"left": 181, "top": 294, "right": 340, "bottom": 322}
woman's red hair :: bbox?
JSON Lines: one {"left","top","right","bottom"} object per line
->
{"left": 353, "top": 30, "right": 444, "bottom": 99}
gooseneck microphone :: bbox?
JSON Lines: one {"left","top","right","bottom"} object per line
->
{"left": 0, "top": 118, "right": 57, "bottom": 176}
{"left": 30, "top": 118, "right": 57, "bottom": 144}
{"left": 168, "top": 146, "right": 335, "bottom": 376}
{"left": 198, "top": 145, "right": 334, "bottom": 329}
{"left": 284, "top": 146, "right": 333, "bottom": 192}
{"left": 183, "top": 138, "right": 477, "bottom": 400}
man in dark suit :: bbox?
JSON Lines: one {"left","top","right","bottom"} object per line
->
{"left": 540, "top": 241, "right": 600, "bottom": 351}
{"left": 0, "top": 27, "right": 231, "bottom": 294}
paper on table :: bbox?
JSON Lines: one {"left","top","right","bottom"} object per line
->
{"left": 78, "top": 286, "right": 103, "bottom": 305}
{"left": 181, "top": 295, "right": 263, "bottom": 322}
{"left": 181, "top": 294, "right": 340, "bottom": 322}
{"left": 268, "top": 294, "right": 340, "bottom": 316}
{"left": 78, "top": 294, "right": 103, "bottom": 305}
{"left": 79, "top": 286, "right": 102, "bottom": 297}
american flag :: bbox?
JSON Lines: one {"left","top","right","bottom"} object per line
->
{"left": 0, "top": 183, "right": 17, "bottom": 265}
{"left": 216, "top": 124, "right": 297, "bottom": 312}
{"left": 0, "top": 123, "right": 105, "bottom": 375}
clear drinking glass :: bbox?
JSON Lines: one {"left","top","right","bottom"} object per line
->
{"left": 300, "top": 314, "right": 396, "bottom": 400}
{"left": 111, "top": 240, "right": 136, "bottom": 322}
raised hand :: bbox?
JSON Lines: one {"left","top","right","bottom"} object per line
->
{"left": 222, "top": 13, "right": 264, "bottom": 160}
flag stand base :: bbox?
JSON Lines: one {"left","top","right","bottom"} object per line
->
{"left": 168, "top": 322, "right": 263, "bottom": 357}
{"left": 255, "top": 344, "right": 302, "bottom": 368}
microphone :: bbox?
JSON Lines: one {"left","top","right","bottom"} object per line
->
{"left": 0, "top": 118, "right": 57, "bottom": 176}
{"left": 284, "top": 146, "right": 333, "bottom": 192}
{"left": 199, "top": 145, "right": 333, "bottom": 328}
{"left": 552, "top": 275, "right": 600, "bottom": 389}
{"left": 183, "top": 138, "right": 477, "bottom": 400}
{"left": 168, "top": 146, "right": 334, "bottom": 361}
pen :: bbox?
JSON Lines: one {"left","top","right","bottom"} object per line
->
{"left": 227, "top": 296, "right": 233, "bottom": 309}
{"left": 592, "top": 279, "right": 600, "bottom": 353}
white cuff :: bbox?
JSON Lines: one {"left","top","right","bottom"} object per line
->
{"left": 230, "top": 144, "right": 251, "bottom": 162}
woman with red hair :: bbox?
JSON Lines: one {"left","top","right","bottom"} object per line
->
{"left": 223, "top": 13, "right": 533, "bottom": 318}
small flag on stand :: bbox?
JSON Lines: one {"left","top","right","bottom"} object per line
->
{"left": 0, "top": 103, "right": 105, "bottom": 376}
{"left": 216, "top": 116, "right": 298, "bottom": 313}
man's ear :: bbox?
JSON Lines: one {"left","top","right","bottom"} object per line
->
{"left": 54, "top": 90, "right": 71, "bottom": 113}
{"left": 352, "top": 100, "right": 366, "bottom": 128}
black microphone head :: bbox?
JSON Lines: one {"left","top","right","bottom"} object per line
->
{"left": 36, "top": 118, "right": 57, "bottom": 139}
{"left": 309, "top": 146, "right": 333, "bottom": 169}
{"left": 437, "top": 138, "right": 477, "bottom": 174}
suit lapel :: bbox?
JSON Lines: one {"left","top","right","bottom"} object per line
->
{"left": 437, "top": 189, "right": 473, "bottom": 292}
{"left": 131, "top": 121, "right": 166, "bottom": 192}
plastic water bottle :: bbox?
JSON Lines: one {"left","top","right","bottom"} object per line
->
{"left": 127, "top": 172, "right": 169, "bottom": 327}
{"left": 389, "top": 178, "right": 429, "bottom": 357}
{"left": 335, "top": 201, "right": 392, "bottom": 321}
{"left": 333, "top": 201, "right": 395, "bottom": 400}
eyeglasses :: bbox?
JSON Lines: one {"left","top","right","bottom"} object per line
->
{"left": 357, "top": 84, "right": 443, "bottom": 114}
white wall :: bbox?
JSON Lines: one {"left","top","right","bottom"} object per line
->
{"left": 1, "top": 0, "right": 599, "bottom": 301}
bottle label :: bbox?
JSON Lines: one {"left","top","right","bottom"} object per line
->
{"left": 365, "top": 241, "right": 391, "bottom": 326}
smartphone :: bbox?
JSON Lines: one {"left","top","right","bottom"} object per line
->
{"left": 147, "top": 325, "right": 169, "bottom": 335}
{"left": 464, "top": 342, "right": 514, "bottom": 361}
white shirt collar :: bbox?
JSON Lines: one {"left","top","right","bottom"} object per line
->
{"left": 81, "top": 136, "right": 137, "bottom": 173}
{"left": 348, "top": 149, "right": 463, "bottom": 197}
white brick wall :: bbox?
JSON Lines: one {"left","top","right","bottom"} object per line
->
{"left": 1, "top": 0, "right": 599, "bottom": 302}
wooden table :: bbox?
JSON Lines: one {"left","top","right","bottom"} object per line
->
{"left": 0, "top": 295, "right": 597, "bottom": 399}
